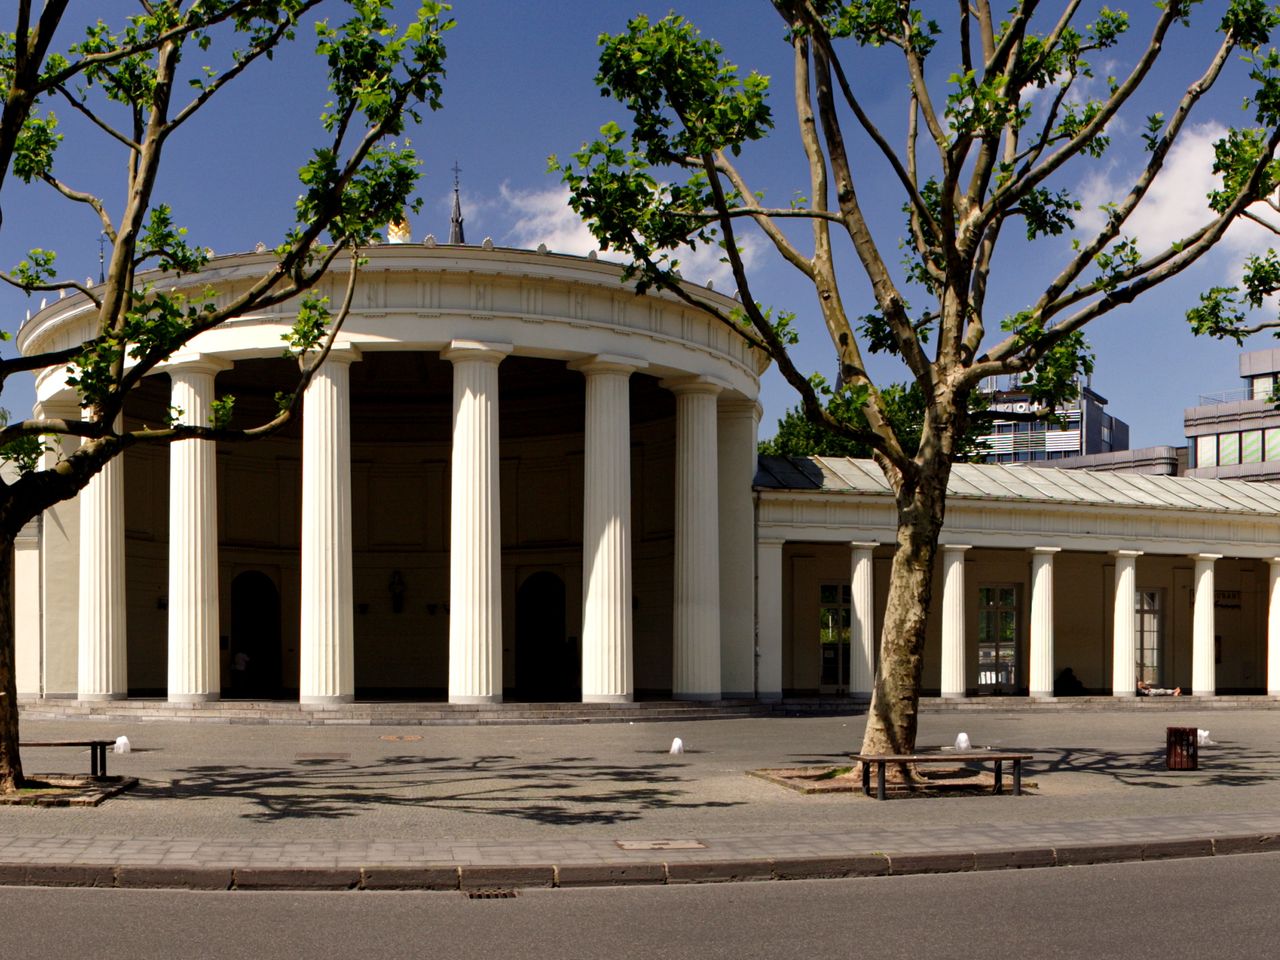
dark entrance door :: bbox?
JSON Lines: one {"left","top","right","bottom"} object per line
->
{"left": 515, "top": 571, "right": 577, "bottom": 701}
{"left": 229, "top": 571, "right": 283, "bottom": 699}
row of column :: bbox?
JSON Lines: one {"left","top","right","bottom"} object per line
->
{"left": 71, "top": 345, "right": 757, "bottom": 704}
{"left": 756, "top": 540, "right": 1280, "bottom": 699}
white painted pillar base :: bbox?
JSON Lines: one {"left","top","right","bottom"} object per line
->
{"left": 666, "top": 377, "right": 722, "bottom": 701}
{"left": 572, "top": 355, "right": 643, "bottom": 704}
{"left": 849, "top": 542, "right": 877, "bottom": 699}
{"left": 299, "top": 347, "right": 359, "bottom": 705}
{"left": 1191, "top": 553, "right": 1220, "bottom": 697}
{"left": 445, "top": 341, "right": 511, "bottom": 704}
{"left": 1269, "top": 559, "right": 1280, "bottom": 696}
{"left": 718, "top": 397, "right": 759, "bottom": 699}
{"left": 756, "top": 538, "right": 784, "bottom": 701}
{"left": 1111, "top": 550, "right": 1141, "bottom": 696}
{"left": 940, "top": 545, "right": 971, "bottom": 698}
{"left": 166, "top": 357, "right": 230, "bottom": 703}
{"left": 1029, "top": 547, "right": 1059, "bottom": 699}
{"left": 78, "top": 421, "right": 127, "bottom": 701}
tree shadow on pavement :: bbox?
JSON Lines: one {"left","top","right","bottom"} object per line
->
{"left": 125, "top": 752, "right": 741, "bottom": 825}
{"left": 1009, "top": 740, "right": 1280, "bottom": 789}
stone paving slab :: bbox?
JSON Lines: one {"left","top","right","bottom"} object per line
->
{"left": 4, "top": 709, "right": 1280, "bottom": 890}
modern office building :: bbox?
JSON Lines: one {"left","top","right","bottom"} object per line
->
{"left": 974, "top": 377, "right": 1130, "bottom": 464}
{"left": 1185, "top": 347, "right": 1280, "bottom": 481}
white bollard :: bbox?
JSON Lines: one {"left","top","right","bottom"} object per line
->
{"left": 669, "top": 736, "right": 684, "bottom": 755}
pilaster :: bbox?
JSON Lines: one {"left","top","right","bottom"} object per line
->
{"left": 755, "top": 538, "right": 784, "bottom": 701}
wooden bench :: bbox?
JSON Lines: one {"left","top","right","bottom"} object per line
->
{"left": 20, "top": 740, "right": 113, "bottom": 779}
{"left": 852, "top": 750, "right": 1033, "bottom": 800}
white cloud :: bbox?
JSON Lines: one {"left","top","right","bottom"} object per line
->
{"left": 496, "top": 183, "right": 761, "bottom": 290}
{"left": 1074, "top": 121, "right": 1274, "bottom": 258}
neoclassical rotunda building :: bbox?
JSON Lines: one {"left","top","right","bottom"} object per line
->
{"left": 14, "top": 237, "right": 764, "bottom": 707}
{"left": 13, "top": 235, "right": 1280, "bottom": 709}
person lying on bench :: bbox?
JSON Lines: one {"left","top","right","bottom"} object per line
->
{"left": 1137, "top": 679, "right": 1181, "bottom": 696}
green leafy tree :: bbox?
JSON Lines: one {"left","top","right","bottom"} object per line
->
{"left": 0, "top": 0, "right": 452, "bottom": 794}
{"left": 555, "top": 2, "right": 1280, "bottom": 760}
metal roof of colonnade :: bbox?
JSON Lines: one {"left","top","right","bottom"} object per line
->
{"left": 755, "top": 456, "right": 1280, "bottom": 518}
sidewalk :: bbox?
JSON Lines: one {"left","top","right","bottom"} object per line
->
{"left": 3, "top": 709, "right": 1279, "bottom": 890}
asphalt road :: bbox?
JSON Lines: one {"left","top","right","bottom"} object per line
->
{"left": 5, "top": 853, "right": 1278, "bottom": 959}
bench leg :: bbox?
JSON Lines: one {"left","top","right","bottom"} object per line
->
{"left": 994, "top": 759, "right": 1003, "bottom": 795}
{"left": 1013, "top": 759, "right": 1022, "bottom": 797}
{"left": 877, "top": 761, "right": 886, "bottom": 801}
{"left": 861, "top": 760, "right": 871, "bottom": 798}
{"left": 90, "top": 745, "right": 100, "bottom": 779}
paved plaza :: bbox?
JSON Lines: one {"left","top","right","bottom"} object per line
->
{"left": 3, "top": 708, "right": 1279, "bottom": 888}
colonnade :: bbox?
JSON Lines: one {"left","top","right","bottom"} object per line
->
{"left": 755, "top": 539, "right": 1280, "bottom": 698}
{"left": 66, "top": 344, "right": 759, "bottom": 704}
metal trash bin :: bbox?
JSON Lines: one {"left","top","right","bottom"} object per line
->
{"left": 1166, "top": 726, "right": 1198, "bottom": 771}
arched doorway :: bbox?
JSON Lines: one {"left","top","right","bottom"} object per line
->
{"left": 515, "top": 571, "right": 578, "bottom": 701}
{"left": 229, "top": 571, "right": 283, "bottom": 699}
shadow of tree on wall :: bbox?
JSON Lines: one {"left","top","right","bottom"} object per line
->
{"left": 126, "top": 752, "right": 742, "bottom": 826}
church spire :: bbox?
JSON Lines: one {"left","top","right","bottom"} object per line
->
{"left": 449, "top": 161, "right": 465, "bottom": 245}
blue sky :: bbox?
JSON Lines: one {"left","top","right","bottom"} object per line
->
{"left": 3, "top": 1, "right": 1275, "bottom": 444}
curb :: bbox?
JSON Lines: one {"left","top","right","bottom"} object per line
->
{"left": 1, "top": 833, "right": 1277, "bottom": 892}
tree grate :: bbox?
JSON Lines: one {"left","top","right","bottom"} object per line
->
{"left": 464, "top": 888, "right": 519, "bottom": 900}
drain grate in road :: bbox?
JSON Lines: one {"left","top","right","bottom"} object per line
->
{"left": 378, "top": 735, "right": 423, "bottom": 742}
{"left": 615, "top": 839, "right": 707, "bottom": 851}
{"left": 293, "top": 753, "right": 351, "bottom": 762}
{"left": 465, "top": 888, "right": 519, "bottom": 900}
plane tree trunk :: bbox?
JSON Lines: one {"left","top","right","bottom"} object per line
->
{"left": 0, "top": 531, "right": 24, "bottom": 793}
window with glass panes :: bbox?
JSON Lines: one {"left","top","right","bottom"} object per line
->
{"left": 818, "top": 583, "right": 851, "bottom": 688}
{"left": 1220, "top": 433, "right": 1240, "bottom": 465}
{"left": 1196, "top": 435, "right": 1216, "bottom": 467}
{"left": 1135, "top": 590, "right": 1161, "bottom": 684}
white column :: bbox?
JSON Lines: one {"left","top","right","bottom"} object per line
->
{"left": 1111, "top": 549, "right": 1141, "bottom": 696}
{"left": 444, "top": 340, "right": 511, "bottom": 704}
{"left": 666, "top": 377, "right": 723, "bottom": 700}
{"left": 571, "top": 355, "right": 644, "bottom": 703}
{"left": 1191, "top": 553, "right": 1221, "bottom": 697}
{"left": 1269, "top": 559, "right": 1280, "bottom": 697}
{"left": 1029, "top": 547, "right": 1059, "bottom": 699}
{"left": 718, "top": 397, "right": 759, "bottom": 699}
{"left": 166, "top": 357, "right": 230, "bottom": 703}
{"left": 849, "top": 542, "right": 877, "bottom": 699}
{"left": 756, "top": 538, "right": 784, "bottom": 701}
{"left": 940, "top": 544, "right": 971, "bottom": 698}
{"left": 78, "top": 417, "right": 126, "bottom": 700}
{"left": 33, "top": 396, "right": 82, "bottom": 698}
{"left": 299, "top": 347, "right": 359, "bottom": 704}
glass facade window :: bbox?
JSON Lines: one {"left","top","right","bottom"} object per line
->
{"left": 1196, "top": 435, "right": 1216, "bottom": 467}
{"left": 1219, "top": 433, "right": 1240, "bottom": 465}
{"left": 1252, "top": 375, "right": 1275, "bottom": 400}
{"left": 1267, "top": 429, "right": 1280, "bottom": 462}
{"left": 1242, "top": 430, "right": 1263, "bottom": 463}
{"left": 978, "top": 585, "right": 1018, "bottom": 692}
